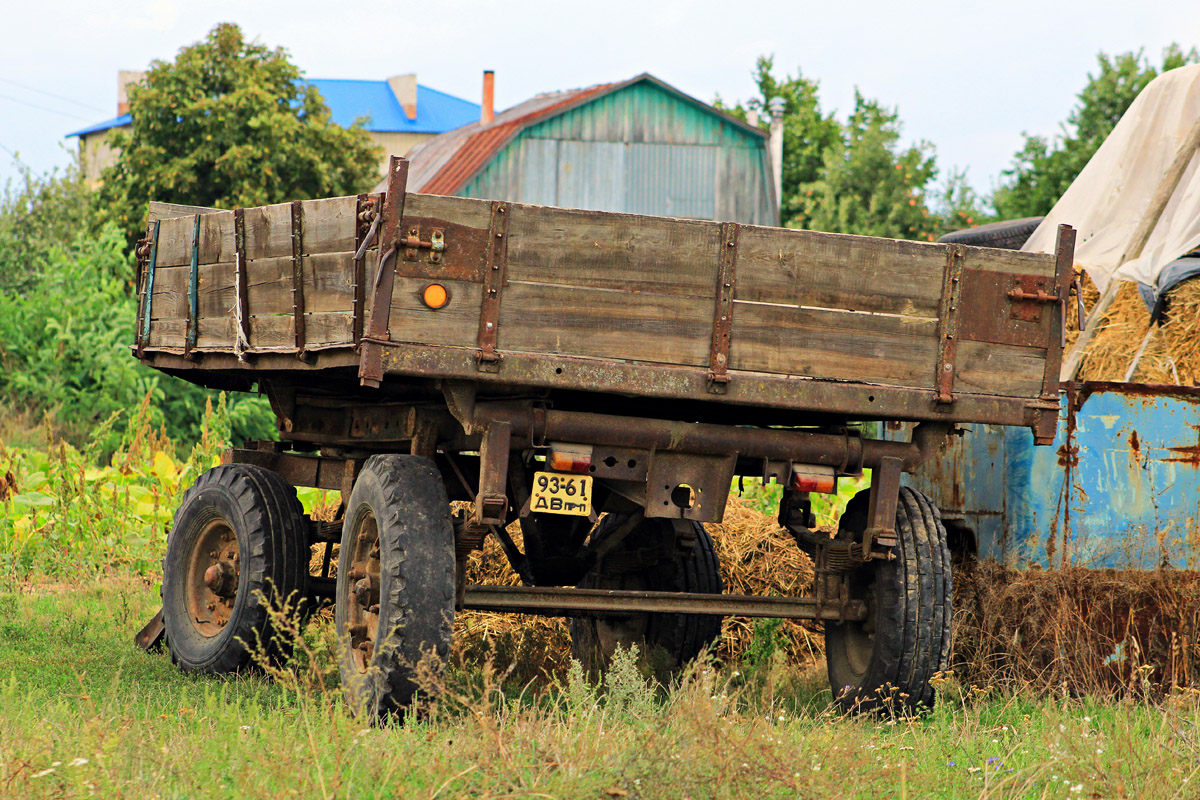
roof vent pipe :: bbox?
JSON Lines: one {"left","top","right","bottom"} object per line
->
{"left": 481, "top": 70, "right": 495, "bottom": 125}
{"left": 768, "top": 96, "right": 786, "bottom": 224}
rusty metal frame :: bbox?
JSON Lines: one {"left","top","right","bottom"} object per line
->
{"left": 290, "top": 200, "right": 309, "bottom": 359}
{"left": 863, "top": 455, "right": 902, "bottom": 552}
{"left": 934, "top": 244, "right": 965, "bottom": 404}
{"left": 476, "top": 201, "right": 510, "bottom": 370}
{"left": 360, "top": 156, "right": 410, "bottom": 387}
{"left": 139, "top": 341, "right": 1047, "bottom": 431}
{"left": 224, "top": 447, "right": 359, "bottom": 492}
{"left": 474, "top": 420, "right": 511, "bottom": 525}
{"left": 462, "top": 585, "right": 867, "bottom": 621}
{"left": 708, "top": 222, "right": 740, "bottom": 392}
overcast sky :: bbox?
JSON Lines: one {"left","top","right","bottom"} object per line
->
{"left": 2, "top": 0, "right": 1198, "bottom": 203}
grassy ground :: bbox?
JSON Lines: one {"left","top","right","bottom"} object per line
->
{"left": 2, "top": 580, "right": 1199, "bottom": 799}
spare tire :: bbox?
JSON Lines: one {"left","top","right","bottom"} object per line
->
{"left": 937, "top": 216, "right": 1044, "bottom": 250}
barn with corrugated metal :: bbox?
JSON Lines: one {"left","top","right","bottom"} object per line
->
{"left": 399, "top": 74, "right": 777, "bottom": 225}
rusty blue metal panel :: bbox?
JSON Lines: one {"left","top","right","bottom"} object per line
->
{"left": 902, "top": 383, "right": 1200, "bottom": 569}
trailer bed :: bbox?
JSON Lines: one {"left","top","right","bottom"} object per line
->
{"left": 135, "top": 162, "right": 1073, "bottom": 439}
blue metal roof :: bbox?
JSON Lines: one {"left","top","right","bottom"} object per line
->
{"left": 66, "top": 80, "right": 479, "bottom": 138}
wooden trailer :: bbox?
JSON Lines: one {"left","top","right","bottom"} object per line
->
{"left": 134, "top": 156, "right": 1076, "bottom": 716}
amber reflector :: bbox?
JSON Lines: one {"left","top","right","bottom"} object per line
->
{"left": 422, "top": 283, "right": 449, "bottom": 309}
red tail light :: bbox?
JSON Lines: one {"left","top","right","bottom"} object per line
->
{"left": 791, "top": 463, "right": 837, "bottom": 494}
{"left": 548, "top": 443, "right": 593, "bottom": 474}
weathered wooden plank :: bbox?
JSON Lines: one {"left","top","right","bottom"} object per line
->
{"left": 955, "top": 340, "right": 1045, "bottom": 397}
{"left": 243, "top": 203, "right": 294, "bottom": 260}
{"left": 148, "top": 318, "right": 186, "bottom": 349}
{"left": 149, "top": 201, "right": 220, "bottom": 222}
{"left": 299, "top": 197, "right": 358, "bottom": 255}
{"left": 199, "top": 212, "right": 237, "bottom": 264}
{"left": 498, "top": 281, "right": 712, "bottom": 366}
{"left": 389, "top": 277, "right": 483, "bottom": 348}
{"left": 730, "top": 302, "right": 938, "bottom": 388}
{"left": 154, "top": 215, "right": 197, "bottom": 267}
{"left": 406, "top": 193, "right": 494, "bottom": 231}
{"left": 504, "top": 204, "right": 721, "bottom": 297}
{"left": 735, "top": 226, "right": 944, "bottom": 317}
{"left": 961, "top": 245, "right": 1056, "bottom": 277}
{"left": 190, "top": 312, "right": 354, "bottom": 351}
{"left": 149, "top": 265, "right": 189, "bottom": 319}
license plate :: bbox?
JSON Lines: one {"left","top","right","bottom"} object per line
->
{"left": 530, "top": 471, "right": 593, "bottom": 516}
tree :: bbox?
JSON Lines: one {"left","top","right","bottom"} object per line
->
{"left": 799, "top": 92, "right": 938, "bottom": 240}
{"left": 993, "top": 44, "right": 1199, "bottom": 219}
{"left": 101, "top": 23, "right": 381, "bottom": 245}
{"left": 716, "top": 57, "right": 841, "bottom": 229}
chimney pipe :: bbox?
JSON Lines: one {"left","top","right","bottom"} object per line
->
{"left": 767, "top": 97, "right": 786, "bottom": 224}
{"left": 481, "top": 70, "right": 495, "bottom": 125}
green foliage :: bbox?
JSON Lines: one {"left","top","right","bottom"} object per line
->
{"left": 933, "top": 167, "right": 993, "bottom": 238}
{"left": 0, "top": 162, "right": 101, "bottom": 295}
{"left": 100, "top": 22, "right": 381, "bottom": 245}
{"left": 0, "top": 396, "right": 333, "bottom": 579}
{"left": 800, "top": 92, "right": 939, "bottom": 240}
{"left": 993, "top": 44, "right": 1199, "bottom": 219}
{"left": 733, "top": 471, "right": 869, "bottom": 530}
{"left": 717, "top": 56, "right": 842, "bottom": 230}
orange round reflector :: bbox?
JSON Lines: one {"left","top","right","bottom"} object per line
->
{"left": 422, "top": 283, "right": 449, "bottom": 309}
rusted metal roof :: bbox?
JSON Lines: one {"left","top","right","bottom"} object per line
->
{"left": 400, "top": 74, "right": 766, "bottom": 196}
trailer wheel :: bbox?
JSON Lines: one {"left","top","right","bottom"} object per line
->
{"left": 162, "top": 464, "right": 308, "bottom": 674}
{"left": 336, "top": 454, "right": 455, "bottom": 720}
{"left": 571, "top": 515, "right": 723, "bottom": 681}
{"left": 825, "top": 487, "right": 951, "bottom": 713}
{"left": 937, "top": 216, "right": 1043, "bottom": 250}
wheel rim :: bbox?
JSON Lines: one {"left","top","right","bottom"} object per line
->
{"left": 184, "top": 517, "right": 240, "bottom": 638}
{"left": 346, "top": 510, "right": 382, "bottom": 674}
{"left": 839, "top": 573, "right": 877, "bottom": 678}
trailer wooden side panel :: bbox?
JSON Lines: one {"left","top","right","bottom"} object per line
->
{"left": 135, "top": 188, "right": 1073, "bottom": 431}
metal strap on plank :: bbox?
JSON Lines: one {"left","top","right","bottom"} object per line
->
{"left": 184, "top": 214, "right": 201, "bottom": 358}
{"left": 233, "top": 208, "right": 251, "bottom": 361}
{"left": 1033, "top": 224, "right": 1077, "bottom": 444}
{"left": 139, "top": 220, "right": 160, "bottom": 352}
{"left": 351, "top": 193, "right": 377, "bottom": 345}
{"left": 359, "top": 156, "right": 410, "bottom": 387}
{"left": 476, "top": 200, "right": 510, "bottom": 371}
{"left": 290, "top": 200, "right": 309, "bottom": 360}
{"left": 934, "top": 244, "right": 965, "bottom": 404}
{"left": 708, "top": 221, "right": 740, "bottom": 393}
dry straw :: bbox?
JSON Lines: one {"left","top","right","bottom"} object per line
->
{"left": 1077, "top": 275, "right": 1200, "bottom": 384}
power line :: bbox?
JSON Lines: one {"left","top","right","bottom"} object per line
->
{"left": 0, "top": 77, "right": 109, "bottom": 115}
{"left": 0, "top": 92, "right": 93, "bottom": 123}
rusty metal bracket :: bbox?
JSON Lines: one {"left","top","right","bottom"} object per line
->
{"left": 708, "top": 222, "right": 740, "bottom": 393}
{"left": 402, "top": 227, "right": 446, "bottom": 263}
{"left": 352, "top": 193, "right": 379, "bottom": 344}
{"left": 474, "top": 420, "right": 511, "bottom": 526}
{"left": 233, "top": 208, "right": 251, "bottom": 361}
{"left": 290, "top": 200, "right": 310, "bottom": 360}
{"left": 183, "top": 214, "right": 201, "bottom": 360}
{"left": 863, "top": 455, "right": 902, "bottom": 552}
{"left": 476, "top": 201, "right": 510, "bottom": 371}
{"left": 1034, "top": 224, "right": 1077, "bottom": 445}
{"left": 360, "top": 156, "right": 410, "bottom": 388}
{"left": 934, "top": 244, "right": 965, "bottom": 404}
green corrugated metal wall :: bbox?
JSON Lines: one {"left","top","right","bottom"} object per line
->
{"left": 460, "top": 80, "right": 776, "bottom": 225}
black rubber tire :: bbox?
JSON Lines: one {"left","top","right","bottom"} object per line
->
{"left": 162, "top": 464, "right": 308, "bottom": 674}
{"left": 571, "top": 515, "right": 723, "bottom": 681}
{"left": 335, "top": 454, "right": 455, "bottom": 720}
{"left": 825, "top": 487, "right": 951, "bottom": 713}
{"left": 937, "top": 216, "right": 1044, "bottom": 250}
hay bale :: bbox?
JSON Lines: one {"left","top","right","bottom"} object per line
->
{"left": 954, "top": 561, "right": 1200, "bottom": 696}
{"left": 1078, "top": 276, "right": 1200, "bottom": 384}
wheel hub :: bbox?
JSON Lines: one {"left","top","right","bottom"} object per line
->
{"left": 184, "top": 519, "right": 240, "bottom": 638}
{"left": 346, "top": 513, "right": 382, "bottom": 673}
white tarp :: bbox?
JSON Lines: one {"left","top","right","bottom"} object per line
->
{"left": 1022, "top": 63, "right": 1200, "bottom": 294}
